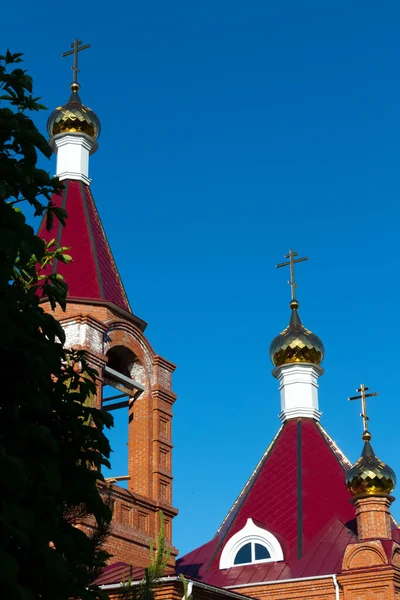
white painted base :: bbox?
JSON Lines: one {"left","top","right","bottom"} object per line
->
{"left": 63, "top": 319, "right": 104, "bottom": 352}
{"left": 272, "top": 362, "right": 324, "bottom": 422}
{"left": 50, "top": 133, "right": 97, "bottom": 184}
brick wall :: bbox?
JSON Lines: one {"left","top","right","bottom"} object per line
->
{"left": 353, "top": 496, "right": 393, "bottom": 541}
{"left": 232, "top": 577, "right": 339, "bottom": 600}
{"left": 42, "top": 298, "right": 178, "bottom": 566}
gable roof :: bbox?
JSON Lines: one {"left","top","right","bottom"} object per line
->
{"left": 38, "top": 179, "right": 131, "bottom": 313}
{"left": 177, "top": 418, "right": 358, "bottom": 586}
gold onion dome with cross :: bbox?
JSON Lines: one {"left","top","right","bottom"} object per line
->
{"left": 346, "top": 385, "right": 396, "bottom": 497}
{"left": 47, "top": 39, "right": 100, "bottom": 141}
{"left": 269, "top": 250, "right": 324, "bottom": 367}
{"left": 345, "top": 430, "right": 396, "bottom": 496}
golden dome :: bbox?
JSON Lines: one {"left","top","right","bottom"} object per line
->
{"left": 47, "top": 83, "right": 100, "bottom": 140}
{"left": 346, "top": 431, "right": 396, "bottom": 497}
{"left": 269, "top": 299, "right": 324, "bottom": 367}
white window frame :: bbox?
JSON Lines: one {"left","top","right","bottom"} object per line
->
{"left": 219, "top": 518, "right": 284, "bottom": 569}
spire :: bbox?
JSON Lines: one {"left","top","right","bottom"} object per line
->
{"left": 38, "top": 45, "right": 131, "bottom": 315}
{"left": 270, "top": 250, "right": 324, "bottom": 422}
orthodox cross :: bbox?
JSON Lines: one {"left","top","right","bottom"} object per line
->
{"left": 348, "top": 384, "right": 378, "bottom": 432}
{"left": 276, "top": 249, "right": 308, "bottom": 300}
{"left": 62, "top": 39, "right": 90, "bottom": 85}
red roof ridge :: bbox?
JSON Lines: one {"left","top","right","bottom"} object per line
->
{"left": 217, "top": 424, "right": 284, "bottom": 537}
{"left": 315, "top": 421, "right": 352, "bottom": 472}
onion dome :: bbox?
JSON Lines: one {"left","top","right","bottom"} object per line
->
{"left": 270, "top": 299, "right": 324, "bottom": 367}
{"left": 346, "top": 430, "right": 396, "bottom": 497}
{"left": 47, "top": 83, "right": 101, "bottom": 140}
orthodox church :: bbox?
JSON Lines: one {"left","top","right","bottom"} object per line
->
{"left": 40, "top": 42, "right": 400, "bottom": 600}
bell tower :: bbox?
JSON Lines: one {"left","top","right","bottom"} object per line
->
{"left": 38, "top": 40, "right": 178, "bottom": 565}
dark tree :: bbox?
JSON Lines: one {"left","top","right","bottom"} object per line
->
{"left": 0, "top": 50, "right": 113, "bottom": 600}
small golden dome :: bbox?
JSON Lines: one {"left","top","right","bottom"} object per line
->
{"left": 47, "top": 84, "right": 101, "bottom": 140}
{"left": 269, "top": 299, "right": 324, "bottom": 367}
{"left": 346, "top": 431, "right": 396, "bottom": 496}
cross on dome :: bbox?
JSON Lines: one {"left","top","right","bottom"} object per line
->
{"left": 62, "top": 38, "right": 91, "bottom": 91}
{"left": 47, "top": 39, "right": 101, "bottom": 147}
{"left": 270, "top": 249, "right": 324, "bottom": 369}
{"left": 348, "top": 384, "right": 378, "bottom": 435}
{"left": 346, "top": 384, "right": 395, "bottom": 497}
{"left": 276, "top": 248, "right": 308, "bottom": 301}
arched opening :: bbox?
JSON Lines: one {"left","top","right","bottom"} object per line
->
{"left": 102, "top": 345, "right": 145, "bottom": 488}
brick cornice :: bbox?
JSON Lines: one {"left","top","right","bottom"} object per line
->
{"left": 86, "top": 353, "right": 108, "bottom": 373}
{"left": 338, "top": 564, "right": 396, "bottom": 581}
{"left": 153, "top": 355, "right": 177, "bottom": 373}
{"left": 153, "top": 467, "right": 173, "bottom": 478}
{"left": 60, "top": 312, "right": 108, "bottom": 334}
{"left": 83, "top": 521, "right": 179, "bottom": 559}
{"left": 60, "top": 297, "right": 147, "bottom": 331}
{"left": 101, "top": 484, "right": 178, "bottom": 517}
{"left": 152, "top": 436, "right": 173, "bottom": 448}
{"left": 152, "top": 388, "right": 177, "bottom": 404}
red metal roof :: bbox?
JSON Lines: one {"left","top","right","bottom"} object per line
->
{"left": 177, "top": 419, "right": 359, "bottom": 586}
{"left": 95, "top": 419, "right": 400, "bottom": 590}
{"left": 94, "top": 562, "right": 176, "bottom": 587}
{"left": 38, "top": 179, "right": 131, "bottom": 313}
{"left": 94, "top": 562, "right": 145, "bottom": 586}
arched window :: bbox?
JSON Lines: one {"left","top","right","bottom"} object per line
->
{"left": 233, "top": 541, "right": 271, "bottom": 565}
{"left": 219, "top": 519, "right": 283, "bottom": 569}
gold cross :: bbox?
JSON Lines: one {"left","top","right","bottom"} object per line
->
{"left": 276, "top": 249, "right": 308, "bottom": 300}
{"left": 348, "top": 384, "right": 378, "bottom": 432}
{"left": 62, "top": 39, "right": 91, "bottom": 85}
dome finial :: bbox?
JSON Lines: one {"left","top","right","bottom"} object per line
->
{"left": 346, "top": 384, "right": 396, "bottom": 496}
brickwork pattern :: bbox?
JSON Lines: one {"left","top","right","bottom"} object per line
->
{"left": 232, "top": 577, "right": 339, "bottom": 600}
{"left": 338, "top": 568, "right": 399, "bottom": 600}
{"left": 353, "top": 496, "right": 393, "bottom": 541}
{"left": 42, "top": 299, "right": 178, "bottom": 567}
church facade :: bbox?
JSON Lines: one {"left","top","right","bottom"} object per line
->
{"left": 39, "top": 45, "right": 400, "bottom": 600}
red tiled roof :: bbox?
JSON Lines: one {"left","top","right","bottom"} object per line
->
{"left": 38, "top": 179, "right": 131, "bottom": 313}
{"left": 177, "top": 419, "right": 359, "bottom": 586}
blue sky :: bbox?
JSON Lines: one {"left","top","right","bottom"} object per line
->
{"left": 4, "top": 1, "right": 400, "bottom": 556}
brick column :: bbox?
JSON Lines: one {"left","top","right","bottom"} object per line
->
{"left": 353, "top": 495, "right": 393, "bottom": 541}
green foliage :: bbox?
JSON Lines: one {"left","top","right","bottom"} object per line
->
{"left": 0, "top": 51, "right": 113, "bottom": 600}
{"left": 179, "top": 574, "right": 193, "bottom": 600}
{"left": 120, "top": 512, "right": 170, "bottom": 600}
